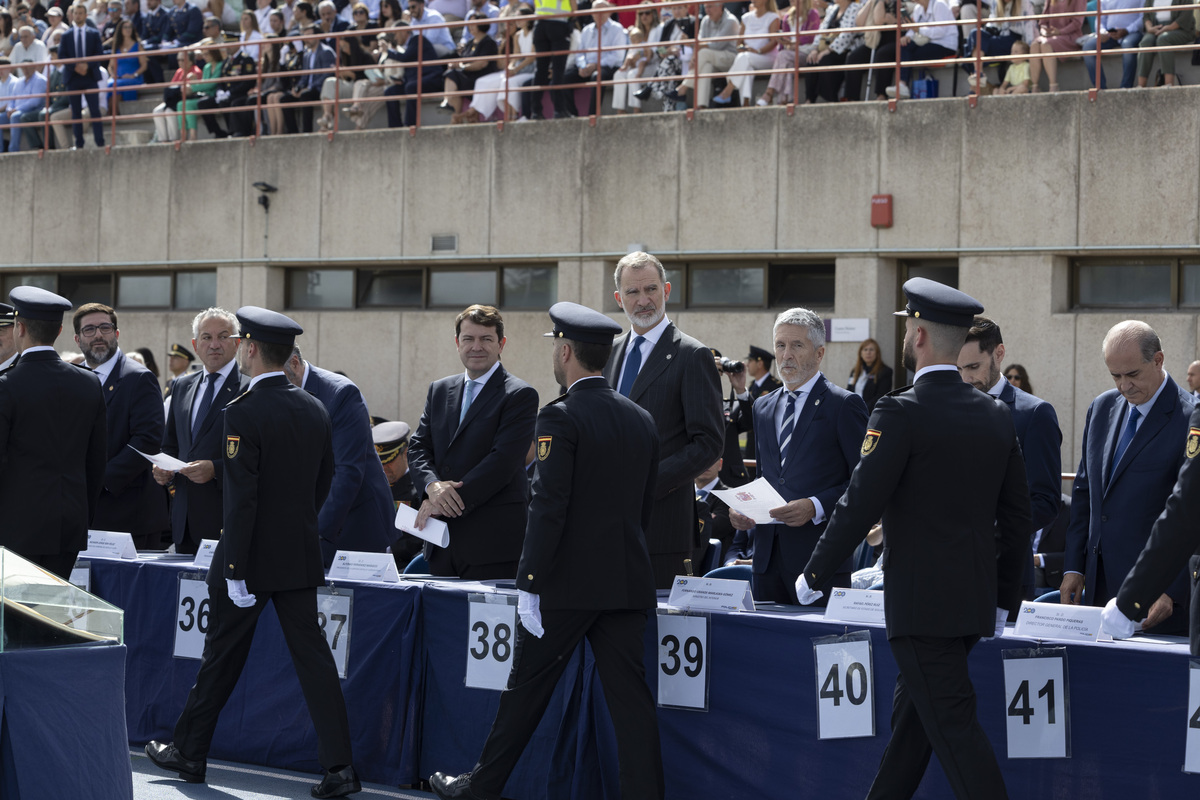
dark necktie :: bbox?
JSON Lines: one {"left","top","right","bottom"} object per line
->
{"left": 191, "top": 372, "right": 217, "bottom": 440}
{"left": 618, "top": 335, "right": 646, "bottom": 397}
{"left": 76, "top": 27, "right": 83, "bottom": 58}
{"left": 1111, "top": 405, "right": 1142, "bottom": 472}
{"left": 779, "top": 391, "right": 798, "bottom": 469}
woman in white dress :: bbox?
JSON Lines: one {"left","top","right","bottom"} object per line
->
{"left": 462, "top": 4, "right": 536, "bottom": 122}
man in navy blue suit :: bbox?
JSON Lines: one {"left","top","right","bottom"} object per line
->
{"left": 958, "top": 315, "right": 1062, "bottom": 602}
{"left": 280, "top": 26, "right": 335, "bottom": 133}
{"left": 154, "top": 308, "right": 250, "bottom": 555}
{"left": 73, "top": 302, "right": 167, "bottom": 550}
{"left": 1061, "top": 320, "right": 1196, "bottom": 634}
{"left": 729, "top": 307, "right": 869, "bottom": 604}
{"left": 285, "top": 347, "right": 395, "bottom": 567}
{"left": 58, "top": 3, "right": 105, "bottom": 149}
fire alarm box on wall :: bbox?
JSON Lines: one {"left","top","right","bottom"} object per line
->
{"left": 871, "top": 194, "right": 893, "bottom": 228}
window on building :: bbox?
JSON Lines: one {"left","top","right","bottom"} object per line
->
{"left": 288, "top": 265, "right": 558, "bottom": 309}
{"left": 1073, "top": 259, "right": 1190, "bottom": 308}
{"left": 1, "top": 272, "right": 217, "bottom": 310}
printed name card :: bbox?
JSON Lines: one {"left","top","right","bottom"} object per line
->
{"left": 1012, "top": 601, "right": 1108, "bottom": 643}
{"left": 667, "top": 576, "right": 754, "bottom": 613}
{"left": 823, "top": 588, "right": 886, "bottom": 626}
{"left": 191, "top": 540, "right": 217, "bottom": 570}
{"left": 80, "top": 530, "right": 137, "bottom": 560}
{"left": 327, "top": 550, "right": 401, "bottom": 583}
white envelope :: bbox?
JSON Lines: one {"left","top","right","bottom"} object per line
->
{"left": 394, "top": 502, "right": 449, "bottom": 548}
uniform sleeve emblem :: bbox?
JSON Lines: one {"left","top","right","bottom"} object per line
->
{"left": 861, "top": 429, "right": 882, "bottom": 457}
{"left": 1187, "top": 428, "right": 1200, "bottom": 459}
{"left": 537, "top": 436, "right": 552, "bottom": 461}
{"left": 226, "top": 435, "right": 240, "bottom": 459}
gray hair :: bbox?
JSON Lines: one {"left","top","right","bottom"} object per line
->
{"left": 317, "top": 0, "right": 336, "bottom": 11}
{"left": 17, "top": 25, "right": 34, "bottom": 37}
{"left": 190, "top": 307, "right": 240, "bottom": 340}
{"left": 613, "top": 251, "right": 666, "bottom": 290}
{"left": 773, "top": 307, "right": 825, "bottom": 348}
{"left": 1103, "top": 320, "right": 1161, "bottom": 363}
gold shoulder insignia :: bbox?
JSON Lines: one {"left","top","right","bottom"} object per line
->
{"left": 860, "top": 429, "right": 882, "bottom": 457}
{"left": 537, "top": 436, "right": 552, "bottom": 461}
{"left": 226, "top": 435, "right": 241, "bottom": 459}
{"left": 225, "top": 390, "right": 251, "bottom": 406}
{"left": 1187, "top": 427, "right": 1200, "bottom": 459}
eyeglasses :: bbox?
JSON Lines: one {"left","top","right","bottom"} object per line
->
{"left": 80, "top": 323, "right": 116, "bottom": 337}
{"left": 1005, "top": 373, "right": 1019, "bottom": 380}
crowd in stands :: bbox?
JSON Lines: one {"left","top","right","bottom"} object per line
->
{"left": 3, "top": 0, "right": 1200, "bottom": 148}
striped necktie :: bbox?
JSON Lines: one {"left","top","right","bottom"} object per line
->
{"left": 779, "top": 391, "right": 798, "bottom": 468}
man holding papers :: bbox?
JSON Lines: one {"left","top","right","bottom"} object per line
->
{"left": 727, "top": 307, "right": 868, "bottom": 605}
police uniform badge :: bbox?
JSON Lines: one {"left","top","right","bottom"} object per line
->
{"left": 226, "top": 435, "right": 241, "bottom": 459}
{"left": 861, "top": 429, "right": 882, "bottom": 457}
{"left": 1188, "top": 428, "right": 1200, "bottom": 459}
{"left": 537, "top": 436, "right": 552, "bottom": 461}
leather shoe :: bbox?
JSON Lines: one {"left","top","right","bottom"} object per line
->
{"left": 309, "top": 767, "right": 360, "bottom": 796}
{"left": 429, "top": 771, "right": 490, "bottom": 800}
{"left": 633, "top": 85, "right": 652, "bottom": 101}
{"left": 311, "top": 765, "right": 361, "bottom": 798}
{"left": 145, "top": 740, "right": 206, "bottom": 783}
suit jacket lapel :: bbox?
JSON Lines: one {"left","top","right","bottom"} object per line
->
{"left": 1107, "top": 384, "right": 1176, "bottom": 494}
{"left": 629, "top": 325, "right": 677, "bottom": 402}
{"left": 196, "top": 372, "right": 241, "bottom": 440}
{"left": 758, "top": 388, "right": 782, "bottom": 475}
{"left": 450, "top": 366, "right": 503, "bottom": 446}
{"left": 102, "top": 352, "right": 123, "bottom": 405}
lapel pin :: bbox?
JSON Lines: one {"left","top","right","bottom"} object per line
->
{"left": 665, "top": 355, "right": 672, "bottom": 360}
{"left": 814, "top": 399, "right": 820, "bottom": 406}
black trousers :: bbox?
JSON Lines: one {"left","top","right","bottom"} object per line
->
{"left": 561, "top": 63, "right": 616, "bottom": 116}
{"left": 532, "top": 17, "right": 571, "bottom": 117}
{"left": 67, "top": 80, "right": 104, "bottom": 148}
{"left": 866, "top": 635, "right": 1008, "bottom": 800}
{"left": 280, "top": 87, "right": 322, "bottom": 133}
{"left": 471, "top": 609, "right": 664, "bottom": 800}
{"left": 754, "top": 537, "right": 849, "bottom": 606}
{"left": 173, "top": 580, "right": 353, "bottom": 771}
{"left": 805, "top": 50, "right": 849, "bottom": 104}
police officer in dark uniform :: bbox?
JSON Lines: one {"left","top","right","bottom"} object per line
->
{"left": 430, "top": 302, "right": 665, "bottom": 800}
{"left": 1104, "top": 406, "right": 1200, "bottom": 654}
{"left": 0, "top": 302, "right": 18, "bottom": 371}
{"left": 798, "top": 279, "right": 1032, "bottom": 800}
{"left": 164, "top": 342, "right": 196, "bottom": 399}
{"left": 0, "top": 287, "right": 107, "bottom": 578}
{"left": 373, "top": 419, "right": 424, "bottom": 569}
{"left": 146, "top": 307, "right": 361, "bottom": 799}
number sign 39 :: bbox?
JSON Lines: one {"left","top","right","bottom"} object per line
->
{"left": 657, "top": 612, "right": 708, "bottom": 710}
{"left": 465, "top": 594, "right": 519, "bottom": 691}
{"left": 1001, "top": 648, "right": 1069, "bottom": 759}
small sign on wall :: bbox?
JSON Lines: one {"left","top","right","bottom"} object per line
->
{"left": 827, "top": 319, "right": 870, "bottom": 343}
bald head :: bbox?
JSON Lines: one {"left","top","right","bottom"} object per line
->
{"left": 1186, "top": 360, "right": 1200, "bottom": 394}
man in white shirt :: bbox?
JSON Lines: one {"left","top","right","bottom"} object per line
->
{"left": 1080, "top": 0, "right": 1143, "bottom": 89}
{"left": 561, "top": 0, "right": 627, "bottom": 116}
{"left": 10, "top": 26, "right": 51, "bottom": 66}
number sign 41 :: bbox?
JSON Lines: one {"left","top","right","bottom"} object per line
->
{"left": 1001, "top": 647, "right": 1069, "bottom": 759}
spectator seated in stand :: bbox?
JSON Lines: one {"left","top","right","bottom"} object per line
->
{"left": 11, "top": 2, "right": 48, "bottom": 41}
{"left": 10, "top": 23, "right": 49, "bottom": 64}
{"left": 561, "top": 0, "right": 627, "bottom": 116}
{"left": 993, "top": 39, "right": 1031, "bottom": 92}
{"left": 226, "top": 37, "right": 284, "bottom": 136}
{"left": 280, "top": 24, "right": 334, "bottom": 132}
{"left": 610, "top": 0, "right": 659, "bottom": 114}
{"left": 195, "top": 44, "right": 256, "bottom": 138}
{"left": 959, "top": 0, "right": 1035, "bottom": 86}
{"left": 349, "top": 1, "right": 380, "bottom": 46}
{"left": 151, "top": 46, "right": 201, "bottom": 142}
{"left": 386, "top": 0, "right": 451, "bottom": 127}
{"left": 458, "top": 0, "right": 499, "bottom": 47}
{"left": 445, "top": 17, "right": 497, "bottom": 121}
{"left": 669, "top": 1, "right": 737, "bottom": 108}
{"left": 25, "top": 45, "right": 71, "bottom": 150}
{"left": 461, "top": 4, "right": 534, "bottom": 122}
{"left": 883, "top": 0, "right": 956, "bottom": 99}
{"left": 236, "top": 8, "right": 265, "bottom": 63}
{"left": 1078, "top": 0, "right": 1142, "bottom": 90}
{"left": 842, "top": 0, "right": 897, "bottom": 102}
{"left": 709, "top": 0, "right": 780, "bottom": 107}
{"left": 758, "top": 0, "right": 820, "bottom": 105}
{"left": 106, "top": 18, "right": 147, "bottom": 116}
{"left": 345, "top": 27, "right": 404, "bottom": 129}
{"left": 1028, "top": 0, "right": 1084, "bottom": 92}
{"left": 804, "top": 0, "right": 863, "bottom": 103}
{"left": 42, "top": 7, "right": 71, "bottom": 46}
{"left": 1135, "top": 0, "right": 1194, "bottom": 88}
{"left": 318, "top": 32, "right": 371, "bottom": 130}
{"left": 99, "top": 0, "right": 122, "bottom": 50}
{"left": 180, "top": 39, "right": 223, "bottom": 140}
{"left": 289, "top": 0, "right": 318, "bottom": 35}
{"left": 1, "top": 56, "right": 46, "bottom": 152}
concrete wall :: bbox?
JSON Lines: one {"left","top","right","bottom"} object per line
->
{"left": 7, "top": 88, "right": 1200, "bottom": 468}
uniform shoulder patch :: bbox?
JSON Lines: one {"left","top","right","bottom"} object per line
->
{"left": 226, "top": 435, "right": 241, "bottom": 459}
{"left": 537, "top": 436, "right": 552, "bottom": 461}
{"left": 860, "top": 429, "right": 882, "bottom": 457}
{"left": 1187, "top": 427, "right": 1200, "bottom": 459}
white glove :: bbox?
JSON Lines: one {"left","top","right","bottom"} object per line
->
{"left": 794, "top": 573, "right": 824, "bottom": 605}
{"left": 983, "top": 607, "right": 1007, "bottom": 641}
{"left": 1101, "top": 597, "right": 1136, "bottom": 640}
{"left": 517, "top": 589, "right": 544, "bottom": 638}
{"left": 226, "top": 578, "right": 257, "bottom": 608}
{"left": 215, "top": 89, "right": 230, "bottom": 104}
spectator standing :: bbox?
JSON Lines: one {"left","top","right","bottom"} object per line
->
{"left": 0, "top": 304, "right": 16, "bottom": 370}
{"left": 1186, "top": 359, "right": 1200, "bottom": 399}
{"left": 1004, "top": 362, "right": 1032, "bottom": 393}
{"left": 59, "top": 2, "right": 106, "bottom": 149}
{"left": 528, "top": 0, "right": 574, "bottom": 119}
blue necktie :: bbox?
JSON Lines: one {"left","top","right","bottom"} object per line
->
{"left": 779, "top": 391, "right": 798, "bottom": 468}
{"left": 191, "top": 372, "right": 217, "bottom": 440}
{"left": 1111, "top": 405, "right": 1142, "bottom": 471}
{"left": 618, "top": 335, "right": 645, "bottom": 397}
{"left": 459, "top": 378, "right": 476, "bottom": 425}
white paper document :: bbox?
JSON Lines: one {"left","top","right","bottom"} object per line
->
{"left": 394, "top": 502, "right": 449, "bottom": 548}
{"left": 130, "top": 446, "right": 189, "bottom": 472}
{"left": 712, "top": 478, "right": 788, "bottom": 525}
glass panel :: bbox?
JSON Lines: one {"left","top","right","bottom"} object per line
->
{"left": 358, "top": 269, "right": 423, "bottom": 307}
{"left": 1, "top": 274, "right": 56, "bottom": 294}
{"left": 768, "top": 264, "right": 836, "bottom": 307}
{"left": 117, "top": 274, "right": 172, "bottom": 309}
{"left": 58, "top": 274, "right": 113, "bottom": 307}
{"left": 0, "top": 549, "right": 124, "bottom": 651}
{"left": 174, "top": 271, "right": 217, "bottom": 310}
{"left": 501, "top": 267, "right": 557, "bottom": 308}
{"left": 665, "top": 268, "right": 683, "bottom": 307}
{"left": 429, "top": 270, "right": 496, "bottom": 307}
{"left": 689, "top": 267, "right": 763, "bottom": 307}
{"left": 1181, "top": 263, "right": 1200, "bottom": 307}
{"left": 1077, "top": 263, "right": 1171, "bottom": 307}
{"left": 905, "top": 264, "right": 958, "bottom": 288}
{"left": 289, "top": 270, "right": 354, "bottom": 310}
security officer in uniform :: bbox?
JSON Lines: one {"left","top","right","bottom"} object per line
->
{"left": 0, "top": 303, "right": 18, "bottom": 370}
{"left": 430, "top": 302, "right": 665, "bottom": 800}
{"left": 164, "top": 342, "right": 196, "bottom": 399}
{"left": 146, "top": 307, "right": 361, "bottom": 799}
{"left": 797, "top": 279, "right": 1032, "bottom": 800}
{"left": 373, "top": 420, "right": 424, "bottom": 569}
{"left": 1104, "top": 406, "right": 1200, "bottom": 654}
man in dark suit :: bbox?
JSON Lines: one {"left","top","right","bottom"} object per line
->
{"left": 1105, "top": 406, "right": 1200, "bottom": 654}
{"left": 58, "top": 2, "right": 105, "bottom": 150}
{"left": 285, "top": 347, "right": 396, "bottom": 566}
{"left": 73, "top": 302, "right": 167, "bottom": 550}
{"left": 1060, "top": 320, "right": 1196, "bottom": 634}
{"left": 799, "top": 279, "right": 1031, "bottom": 800}
{"left": 958, "top": 315, "right": 1062, "bottom": 602}
{"left": 1034, "top": 494, "right": 1070, "bottom": 594}
{"left": 430, "top": 302, "right": 663, "bottom": 800}
{"left": 601, "top": 251, "right": 724, "bottom": 589}
{"left": 727, "top": 308, "right": 869, "bottom": 604}
{"left": 728, "top": 344, "right": 781, "bottom": 476}
{"left": 0, "top": 287, "right": 106, "bottom": 578}
{"left": 146, "top": 307, "right": 360, "bottom": 799}
{"left": 153, "top": 308, "right": 249, "bottom": 555}
{"left": 409, "top": 304, "right": 538, "bottom": 579}
{"left": 281, "top": 25, "right": 336, "bottom": 133}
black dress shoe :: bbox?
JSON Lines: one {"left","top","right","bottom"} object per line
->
{"left": 145, "top": 741, "right": 206, "bottom": 783}
{"left": 429, "top": 771, "right": 490, "bottom": 800}
{"left": 633, "top": 85, "right": 652, "bottom": 101}
{"left": 311, "top": 765, "right": 361, "bottom": 798}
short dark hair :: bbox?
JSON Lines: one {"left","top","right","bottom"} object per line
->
{"left": 296, "top": 1, "right": 314, "bottom": 17}
{"left": 964, "top": 315, "right": 1002, "bottom": 356}
{"left": 257, "top": 340, "right": 293, "bottom": 367}
{"left": 567, "top": 339, "right": 612, "bottom": 372}
{"left": 72, "top": 302, "right": 117, "bottom": 334}
{"left": 455, "top": 304, "right": 504, "bottom": 340}
{"left": 23, "top": 319, "right": 61, "bottom": 345}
